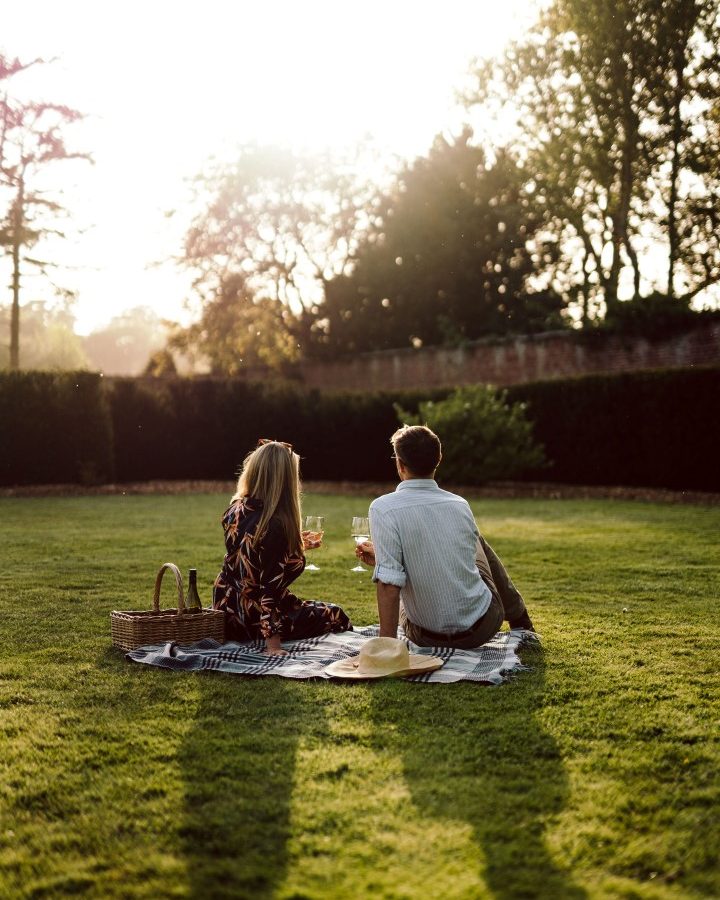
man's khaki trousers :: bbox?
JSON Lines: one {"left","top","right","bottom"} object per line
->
{"left": 401, "top": 536, "right": 528, "bottom": 649}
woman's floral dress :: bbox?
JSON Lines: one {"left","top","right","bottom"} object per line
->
{"left": 212, "top": 497, "right": 351, "bottom": 642}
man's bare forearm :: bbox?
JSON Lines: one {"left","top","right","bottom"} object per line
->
{"left": 376, "top": 582, "right": 401, "bottom": 638}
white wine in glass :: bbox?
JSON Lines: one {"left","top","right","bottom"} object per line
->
{"left": 350, "top": 516, "right": 370, "bottom": 572}
{"left": 304, "top": 515, "right": 324, "bottom": 571}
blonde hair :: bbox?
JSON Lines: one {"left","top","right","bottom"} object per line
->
{"left": 232, "top": 442, "right": 303, "bottom": 555}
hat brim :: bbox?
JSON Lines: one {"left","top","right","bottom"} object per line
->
{"left": 324, "top": 653, "right": 444, "bottom": 679}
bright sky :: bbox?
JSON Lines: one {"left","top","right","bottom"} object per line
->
{"left": 2, "top": 0, "right": 540, "bottom": 334}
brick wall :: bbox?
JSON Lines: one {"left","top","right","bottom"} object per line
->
{"left": 293, "top": 320, "right": 720, "bottom": 391}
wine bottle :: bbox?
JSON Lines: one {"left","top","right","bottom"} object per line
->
{"left": 185, "top": 568, "right": 202, "bottom": 614}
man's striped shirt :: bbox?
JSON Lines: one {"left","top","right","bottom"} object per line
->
{"left": 369, "top": 479, "right": 491, "bottom": 634}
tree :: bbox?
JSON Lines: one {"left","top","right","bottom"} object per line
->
{"left": 176, "top": 142, "right": 383, "bottom": 369}
{"left": 658, "top": 0, "right": 720, "bottom": 303}
{"left": 143, "top": 348, "right": 178, "bottom": 378}
{"left": 463, "top": 0, "right": 720, "bottom": 323}
{"left": 183, "top": 143, "right": 382, "bottom": 309}
{"left": 0, "top": 57, "right": 91, "bottom": 369}
{"left": 0, "top": 296, "right": 89, "bottom": 370}
{"left": 167, "top": 273, "right": 301, "bottom": 374}
{"left": 307, "top": 130, "right": 566, "bottom": 355}
{"left": 83, "top": 307, "right": 168, "bottom": 375}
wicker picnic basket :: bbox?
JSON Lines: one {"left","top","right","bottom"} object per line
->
{"left": 111, "top": 562, "right": 225, "bottom": 652}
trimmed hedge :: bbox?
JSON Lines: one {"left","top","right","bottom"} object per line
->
{"left": 107, "top": 378, "right": 447, "bottom": 484}
{"left": 0, "top": 371, "right": 114, "bottom": 485}
{"left": 1, "top": 367, "right": 717, "bottom": 490}
{"left": 507, "top": 366, "right": 720, "bottom": 491}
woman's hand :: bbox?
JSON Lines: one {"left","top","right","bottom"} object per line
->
{"left": 302, "top": 530, "right": 323, "bottom": 551}
{"left": 355, "top": 540, "right": 376, "bottom": 567}
{"left": 264, "top": 635, "right": 288, "bottom": 656}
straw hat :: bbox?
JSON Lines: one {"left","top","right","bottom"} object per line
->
{"left": 324, "top": 636, "right": 444, "bottom": 679}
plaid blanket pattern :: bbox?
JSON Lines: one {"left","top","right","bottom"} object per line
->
{"left": 127, "top": 625, "right": 539, "bottom": 684}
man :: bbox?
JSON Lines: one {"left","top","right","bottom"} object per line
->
{"left": 356, "top": 424, "right": 534, "bottom": 649}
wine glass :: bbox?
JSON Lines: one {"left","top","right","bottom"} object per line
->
{"left": 304, "top": 515, "right": 324, "bottom": 571}
{"left": 350, "top": 516, "right": 370, "bottom": 572}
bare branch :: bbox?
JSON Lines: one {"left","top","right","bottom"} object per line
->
{"left": 680, "top": 276, "right": 720, "bottom": 302}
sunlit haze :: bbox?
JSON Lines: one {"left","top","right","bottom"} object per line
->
{"left": 2, "top": 0, "right": 541, "bottom": 335}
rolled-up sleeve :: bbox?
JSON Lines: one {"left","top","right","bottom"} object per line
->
{"left": 370, "top": 506, "right": 407, "bottom": 588}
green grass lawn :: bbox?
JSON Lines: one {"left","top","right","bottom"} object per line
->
{"left": 0, "top": 492, "right": 718, "bottom": 899}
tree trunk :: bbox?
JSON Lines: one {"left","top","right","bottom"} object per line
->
{"left": 9, "top": 178, "right": 24, "bottom": 371}
{"left": 573, "top": 217, "right": 602, "bottom": 327}
{"left": 666, "top": 44, "right": 687, "bottom": 299}
{"left": 606, "top": 136, "right": 634, "bottom": 314}
{"left": 579, "top": 241, "right": 593, "bottom": 327}
{"left": 606, "top": 58, "right": 638, "bottom": 315}
{"left": 625, "top": 234, "right": 641, "bottom": 299}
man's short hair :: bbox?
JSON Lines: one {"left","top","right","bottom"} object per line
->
{"left": 391, "top": 425, "right": 442, "bottom": 477}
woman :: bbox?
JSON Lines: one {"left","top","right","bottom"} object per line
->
{"left": 213, "top": 439, "right": 351, "bottom": 654}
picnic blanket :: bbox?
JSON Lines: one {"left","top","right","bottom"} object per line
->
{"left": 126, "top": 625, "right": 539, "bottom": 684}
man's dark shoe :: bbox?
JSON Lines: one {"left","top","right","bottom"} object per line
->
{"left": 508, "top": 610, "right": 535, "bottom": 632}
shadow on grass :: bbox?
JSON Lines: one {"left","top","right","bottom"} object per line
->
{"left": 178, "top": 675, "right": 303, "bottom": 900}
{"left": 93, "top": 649, "right": 304, "bottom": 899}
{"left": 369, "top": 645, "right": 586, "bottom": 900}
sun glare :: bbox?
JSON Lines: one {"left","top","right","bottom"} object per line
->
{"left": 2, "top": 0, "right": 541, "bottom": 333}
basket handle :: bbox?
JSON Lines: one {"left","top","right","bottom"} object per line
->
{"left": 153, "top": 562, "right": 186, "bottom": 614}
